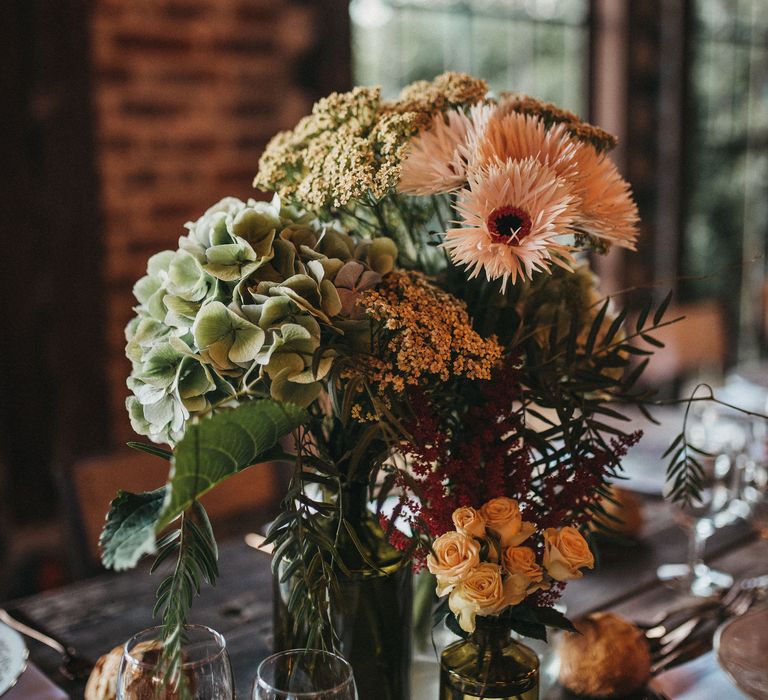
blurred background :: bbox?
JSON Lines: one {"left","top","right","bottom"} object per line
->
{"left": 0, "top": 0, "right": 765, "bottom": 597}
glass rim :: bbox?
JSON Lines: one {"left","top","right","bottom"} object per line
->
{"left": 122, "top": 624, "right": 228, "bottom": 671}
{"left": 254, "top": 648, "right": 354, "bottom": 698}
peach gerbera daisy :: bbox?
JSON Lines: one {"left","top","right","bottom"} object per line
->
{"left": 398, "top": 103, "right": 495, "bottom": 195}
{"left": 444, "top": 158, "right": 577, "bottom": 291}
{"left": 570, "top": 145, "right": 639, "bottom": 249}
{"left": 476, "top": 111, "right": 581, "bottom": 181}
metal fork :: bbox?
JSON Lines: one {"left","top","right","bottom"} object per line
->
{"left": 650, "top": 584, "right": 758, "bottom": 674}
{"left": 642, "top": 573, "right": 763, "bottom": 651}
{"left": 0, "top": 608, "right": 94, "bottom": 681}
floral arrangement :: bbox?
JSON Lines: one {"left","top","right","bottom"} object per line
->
{"left": 428, "top": 499, "right": 594, "bottom": 634}
{"left": 100, "top": 72, "right": 689, "bottom": 685}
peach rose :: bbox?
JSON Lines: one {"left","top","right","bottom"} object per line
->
{"left": 503, "top": 546, "right": 543, "bottom": 581}
{"left": 452, "top": 506, "right": 486, "bottom": 538}
{"left": 543, "top": 526, "right": 595, "bottom": 581}
{"left": 502, "top": 546, "right": 548, "bottom": 606}
{"left": 480, "top": 497, "right": 536, "bottom": 547}
{"left": 448, "top": 563, "right": 505, "bottom": 633}
{"left": 427, "top": 531, "right": 481, "bottom": 596}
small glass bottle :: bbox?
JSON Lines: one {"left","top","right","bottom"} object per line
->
{"left": 439, "top": 617, "right": 539, "bottom": 700}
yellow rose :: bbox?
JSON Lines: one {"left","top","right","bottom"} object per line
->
{"left": 452, "top": 506, "right": 486, "bottom": 538}
{"left": 480, "top": 497, "right": 536, "bottom": 547}
{"left": 427, "top": 531, "right": 481, "bottom": 596}
{"left": 448, "top": 563, "right": 505, "bottom": 633}
{"left": 543, "top": 526, "right": 595, "bottom": 581}
{"left": 502, "top": 546, "right": 548, "bottom": 606}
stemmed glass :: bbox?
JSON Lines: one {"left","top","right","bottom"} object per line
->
{"left": 657, "top": 403, "right": 748, "bottom": 597}
{"left": 737, "top": 413, "right": 768, "bottom": 538}
{"left": 252, "top": 649, "right": 358, "bottom": 700}
{"left": 117, "top": 625, "right": 234, "bottom": 699}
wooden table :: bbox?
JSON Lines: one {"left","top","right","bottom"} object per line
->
{"left": 5, "top": 498, "right": 765, "bottom": 699}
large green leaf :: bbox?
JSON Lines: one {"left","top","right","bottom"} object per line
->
{"left": 100, "top": 488, "right": 167, "bottom": 571}
{"left": 159, "top": 399, "right": 305, "bottom": 528}
{"left": 100, "top": 399, "right": 306, "bottom": 570}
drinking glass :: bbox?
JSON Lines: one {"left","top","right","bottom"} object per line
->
{"left": 117, "top": 625, "right": 234, "bottom": 699}
{"left": 657, "top": 403, "right": 748, "bottom": 596}
{"left": 252, "top": 649, "right": 358, "bottom": 700}
{"left": 738, "top": 414, "right": 768, "bottom": 538}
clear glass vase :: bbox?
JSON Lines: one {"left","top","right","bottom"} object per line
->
{"left": 440, "top": 618, "right": 539, "bottom": 699}
{"left": 272, "top": 499, "right": 412, "bottom": 700}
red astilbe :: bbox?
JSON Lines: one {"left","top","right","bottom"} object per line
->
{"left": 382, "top": 361, "right": 533, "bottom": 568}
{"left": 533, "top": 430, "right": 642, "bottom": 530}
{"left": 529, "top": 581, "right": 565, "bottom": 607}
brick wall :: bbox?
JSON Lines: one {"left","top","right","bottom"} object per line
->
{"left": 89, "top": 0, "right": 334, "bottom": 445}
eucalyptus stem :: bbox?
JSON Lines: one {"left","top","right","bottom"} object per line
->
{"left": 648, "top": 389, "right": 768, "bottom": 421}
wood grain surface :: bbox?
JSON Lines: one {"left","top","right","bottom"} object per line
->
{"left": 5, "top": 498, "right": 763, "bottom": 699}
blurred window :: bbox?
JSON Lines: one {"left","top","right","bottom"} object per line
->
{"left": 683, "top": 0, "right": 768, "bottom": 357}
{"left": 349, "top": 0, "right": 590, "bottom": 114}
{"left": 349, "top": 0, "right": 768, "bottom": 360}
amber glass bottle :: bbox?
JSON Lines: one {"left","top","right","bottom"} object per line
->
{"left": 440, "top": 618, "right": 539, "bottom": 699}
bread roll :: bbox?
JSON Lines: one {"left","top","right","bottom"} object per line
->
{"left": 558, "top": 611, "right": 651, "bottom": 697}
{"left": 84, "top": 644, "right": 122, "bottom": 700}
{"left": 85, "top": 641, "right": 173, "bottom": 700}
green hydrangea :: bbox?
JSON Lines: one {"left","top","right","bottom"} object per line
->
{"left": 126, "top": 195, "right": 397, "bottom": 445}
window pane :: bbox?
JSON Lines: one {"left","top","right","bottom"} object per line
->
{"left": 684, "top": 0, "right": 768, "bottom": 357}
{"left": 350, "top": 0, "right": 590, "bottom": 114}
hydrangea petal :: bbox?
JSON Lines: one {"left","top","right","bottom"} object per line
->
{"left": 193, "top": 301, "right": 265, "bottom": 368}
{"left": 167, "top": 250, "right": 211, "bottom": 302}
{"left": 269, "top": 368, "right": 322, "bottom": 407}
{"left": 231, "top": 207, "right": 280, "bottom": 254}
{"left": 142, "top": 343, "right": 184, "bottom": 388}
{"left": 133, "top": 274, "right": 162, "bottom": 306}
{"left": 146, "top": 250, "right": 175, "bottom": 277}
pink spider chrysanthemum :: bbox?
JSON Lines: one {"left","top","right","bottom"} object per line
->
{"left": 475, "top": 110, "right": 638, "bottom": 251}
{"left": 398, "top": 103, "right": 495, "bottom": 195}
{"left": 444, "top": 158, "right": 577, "bottom": 291}
{"left": 476, "top": 111, "right": 581, "bottom": 181}
{"left": 570, "top": 145, "right": 639, "bottom": 249}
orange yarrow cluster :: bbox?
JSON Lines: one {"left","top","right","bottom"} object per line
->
{"left": 358, "top": 271, "right": 502, "bottom": 393}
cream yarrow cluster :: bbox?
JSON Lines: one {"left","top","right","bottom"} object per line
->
{"left": 254, "top": 73, "right": 488, "bottom": 209}
{"left": 427, "top": 498, "right": 594, "bottom": 633}
{"left": 254, "top": 87, "right": 418, "bottom": 209}
{"left": 125, "top": 195, "right": 398, "bottom": 444}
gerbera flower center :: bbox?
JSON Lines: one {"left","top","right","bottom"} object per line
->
{"left": 487, "top": 205, "right": 532, "bottom": 244}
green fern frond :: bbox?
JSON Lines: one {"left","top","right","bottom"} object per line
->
{"left": 153, "top": 500, "right": 219, "bottom": 696}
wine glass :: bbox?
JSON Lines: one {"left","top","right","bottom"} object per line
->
{"left": 117, "top": 625, "right": 234, "bottom": 699}
{"left": 737, "top": 413, "right": 768, "bottom": 538}
{"left": 252, "top": 649, "right": 358, "bottom": 700}
{"left": 657, "top": 403, "right": 748, "bottom": 596}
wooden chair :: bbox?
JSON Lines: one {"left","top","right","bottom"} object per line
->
{"left": 61, "top": 449, "right": 288, "bottom": 573}
{"left": 635, "top": 299, "right": 727, "bottom": 388}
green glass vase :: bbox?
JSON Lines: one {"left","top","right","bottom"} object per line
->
{"left": 440, "top": 618, "right": 539, "bottom": 699}
{"left": 272, "top": 500, "right": 412, "bottom": 700}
